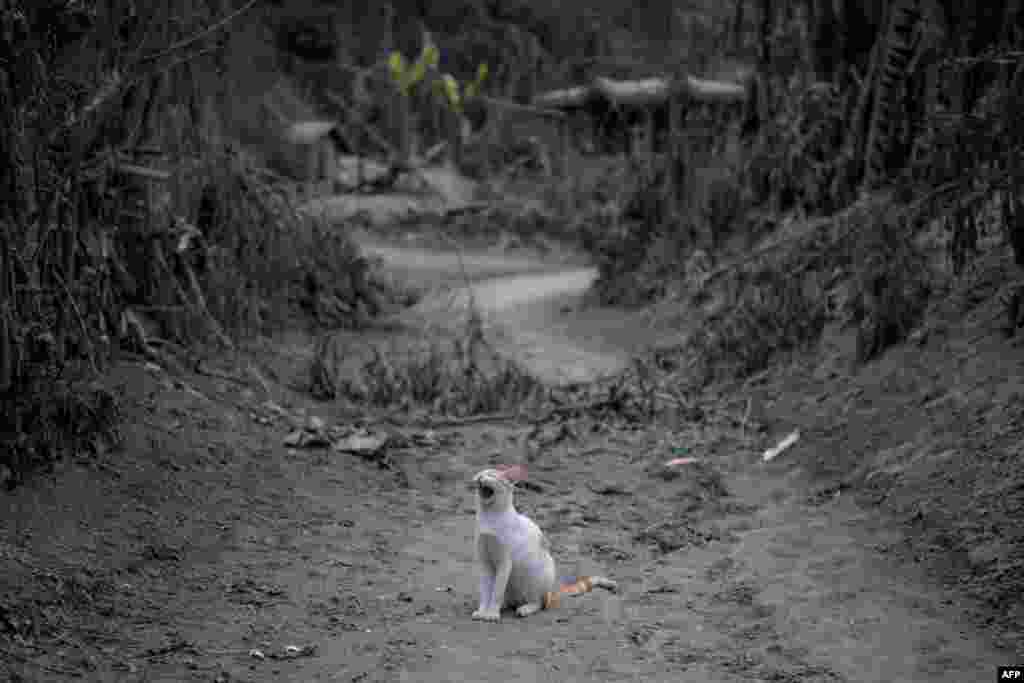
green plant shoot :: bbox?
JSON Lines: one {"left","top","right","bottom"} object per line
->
{"left": 464, "top": 63, "right": 488, "bottom": 99}
{"left": 388, "top": 44, "right": 441, "bottom": 96}
{"left": 432, "top": 62, "right": 488, "bottom": 114}
{"left": 436, "top": 74, "right": 462, "bottom": 112}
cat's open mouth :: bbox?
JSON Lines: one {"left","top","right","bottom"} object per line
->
{"left": 478, "top": 483, "right": 495, "bottom": 500}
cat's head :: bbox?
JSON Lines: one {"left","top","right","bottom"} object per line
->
{"left": 471, "top": 466, "right": 526, "bottom": 512}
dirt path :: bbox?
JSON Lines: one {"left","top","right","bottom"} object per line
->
{"left": 404, "top": 264, "right": 630, "bottom": 385}
{"left": 0, "top": 241, "right": 1014, "bottom": 682}
{"left": 365, "top": 241, "right": 655, "bottom": 386}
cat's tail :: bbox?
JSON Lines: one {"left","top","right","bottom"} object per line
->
{"left": 543, "top": 575, "right": 618, "bottom": 609}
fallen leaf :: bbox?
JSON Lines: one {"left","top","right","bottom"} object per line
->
{"left": 333, "top": 432, "right": 388, "bottom": 455}
{"left": 762, "top": 430, "right": 800, "bottom": 462}
{"left": 274, "top": 644, "right": 317, "bottom": 659}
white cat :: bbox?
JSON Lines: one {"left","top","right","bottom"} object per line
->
{"left": 471, "top": 466, "right": 616, "bottom": 621}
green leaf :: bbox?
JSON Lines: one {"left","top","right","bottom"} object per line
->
{"left": 388, "top": 51, "right": 407, "bottom": 82}
{"left": 466, "top": 63, "right": 488, "bottom": 98}
{"left": 441, "top": 74, "right": 462, "bottom": 112}
{"left": 423, "top": 44, "right": 439, "bottom": 68}
{"left": 409, "top": 58, "right": 427, "bottom": 88}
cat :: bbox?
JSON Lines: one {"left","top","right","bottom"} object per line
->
{"left": 471, "top": 466, "right": 616, "bottom": 621}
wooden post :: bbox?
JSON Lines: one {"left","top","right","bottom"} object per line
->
{"left": 667, "top": 88, "right": 681, "bottom": 220}
{"left": 491, "top": 102, "right": 503, "bottom": 152}
{"left": 480, "top": 100, "right": 491, "bottom": 178}
{"left": 432, "top": 92, "right": 441, "bottom": 150}
{"left": 646, "top": 107, "right": 656, "bottom": 179}
{"left": 306, "top": 142, "right": 318, "bottom": 197}
{"left": 323, "top": 139, "right": 338, "bottom": 193}
{"left": 469, "top": 93, "right": 568, "bottom": 188}
{"left": 392, "top": 87, "right": 411, "bottom": 168}
{"left": 527, "top": 50, "right": 538, "bottom": 100}
{"left": 445, "top": 106, "right": 463, "bottom": 168}
{"left": 0, "top": 229, "right": 11, "bottom": 394}
{"left": 625, "top": 114, "right": 635, "bottom": 161}
{"left": 560, "top": 116, "right": 571, "bottom": 211}
{"left": 489, "top": 102, "right": 505, "bottom": 180}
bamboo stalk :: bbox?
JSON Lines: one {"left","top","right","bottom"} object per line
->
{"left": 181, "top": 257, "right": 234, "bottom": 350}
{"left": 0, "top": 306, "right": 11, "bottom": 394}
{"left": 52, "top": 270, "right": 99, "bottom": 375}
{"left": 0, "top": 232, "right": 11, "bottom": 391}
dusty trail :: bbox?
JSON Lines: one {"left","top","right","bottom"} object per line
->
{"left": 365, "top": 241, "right": 646, "bottom": 386}
{"left": 0, "top": 238, "right": 1013, "bottom": 682}
{"left": 406, "top": 265, "right": 630, "bottom": 385}
{"left": 319, "top": 241, "right": 1006, "bottom": 682}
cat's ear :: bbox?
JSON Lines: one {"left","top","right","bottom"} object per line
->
{"left": 495, "top": 464, "right": 527, "bottom": 482}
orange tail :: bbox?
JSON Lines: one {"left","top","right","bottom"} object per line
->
{"left": 560, "top": 576, "right": 596, "bottom": 595}
{"left": 543, "top": 576, "right": 617, "bottom": 609}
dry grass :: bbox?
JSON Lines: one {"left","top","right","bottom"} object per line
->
{"left": 681, "top": 263, "right": 829, "bottom": 385}
{"left": 646, "top": 197, "right": 934, "bottom": 389}
{"left": 846, "top": 211, "right": 933, "bottom": 363}
{"left": 0, "top": 375, "right": 121, "bottom": 490}
{"left": 175, "top": 148, "right": 372, "bottom": 337}
{"left": 308, "top": 318, "right": 545, "bottom": 416}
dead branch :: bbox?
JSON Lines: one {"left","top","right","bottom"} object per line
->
{"left": 150, "top": 242, "right": 200, "bottom": 343}
{"left": 52, "top": 270, "right": 100, "bottom": 374}
{"left": 473, "top": 94, "right": 567, "bottom": 120}
{"left": 139, "top": 0, "right": 261, "bottom": 65}
{"left": 180, "top": 258, "right": 234, "bottom": 350}
{"left": 194, "top": 362, "right": 252, "bottom": 387}
{"left": 418, "top": 411, "right": 521, "bottom": 427}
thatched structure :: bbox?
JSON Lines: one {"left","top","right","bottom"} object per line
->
{"left": 533, "top": 74, "right": 750, "bottom": 155}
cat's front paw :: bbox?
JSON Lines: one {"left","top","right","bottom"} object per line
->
{"left": 515, "top": 602, "right": 541, "bottom": 617}
{"left": 471, "top": 607, "right": 501, "bottom": 622}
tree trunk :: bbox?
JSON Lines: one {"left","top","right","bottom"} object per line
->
{"left": 733, "top": 0, "right": 746, "bottom": 52}
{"left": 758, "top": 0, "right": 774, "bottom": 68}
{"left": 862, "top": 0, "right": 921, "bottom": 191}
{"left": 810, "top": 0, "right": 844, "bottom": 81}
